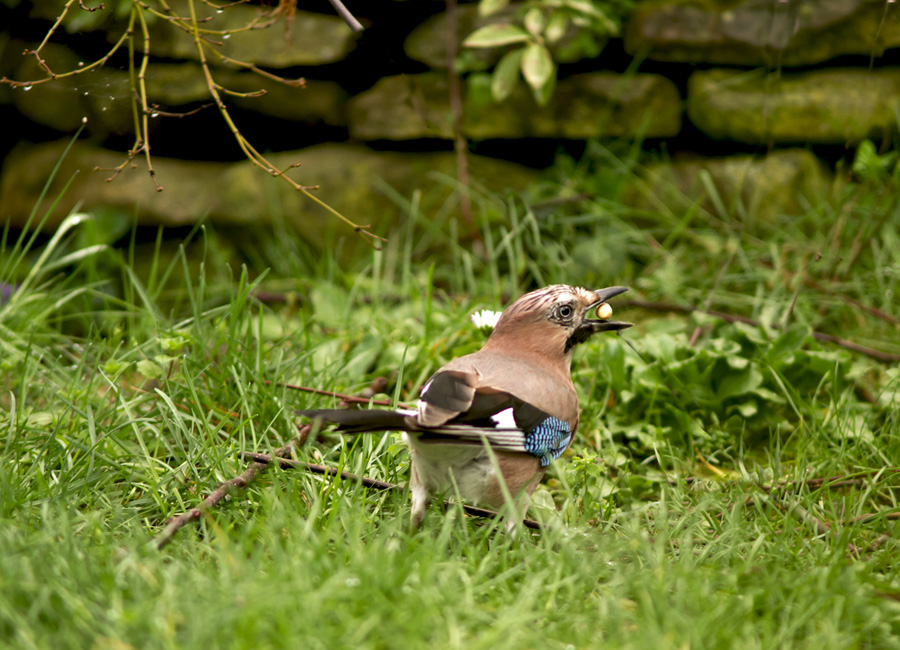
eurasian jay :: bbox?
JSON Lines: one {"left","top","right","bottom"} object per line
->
{"left": 300, "top": 285, "right": 632, "bottom": 530}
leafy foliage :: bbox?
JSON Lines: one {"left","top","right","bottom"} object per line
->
{"left": 463, "top": 0, "right": 632, "bottom": 104}
{"left": 594, "top": 322, "right": 852, "bottom": 450}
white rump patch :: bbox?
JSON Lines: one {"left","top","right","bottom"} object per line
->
{"left": 489, "top": 407, "right": 517, "bottom": 429}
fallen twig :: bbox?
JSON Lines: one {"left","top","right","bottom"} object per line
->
{"left": 671, "top": 468, "right": 900, "bottom": 492}
{"left": 690, "top": 250, "right": 735, "bottom": 347}
{"left": 153, "top": 425, "right": 311, "bottom": 549}
{"left": 623, "top": 299, "right": 900, "bottom": 363}
{"left": 240, "top": 450, "right": 543, "bottom": 530}
{"left": 267, "top": 379, "right": 395, "bottom": 407}
{"left": 786, "top": 499, "right": 863, "bottom": 558}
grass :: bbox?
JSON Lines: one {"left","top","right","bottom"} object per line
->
{"left": 1, "top": 141, "right": 899, "bottom": 649}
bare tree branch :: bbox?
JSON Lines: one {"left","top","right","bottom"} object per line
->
{"left": 326, "top": 0, "right": 364, "bottom": 33}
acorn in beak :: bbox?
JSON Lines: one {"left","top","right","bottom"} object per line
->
{"left": 583, "top": 286, "right": 632, "bottom": 333}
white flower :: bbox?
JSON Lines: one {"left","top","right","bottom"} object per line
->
{"left": 470, "top": 309, "right": 502, "bottom": 330}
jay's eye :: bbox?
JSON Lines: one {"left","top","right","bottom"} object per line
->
{"left": 558, "top": 304, "right": 574, "bottom": 319}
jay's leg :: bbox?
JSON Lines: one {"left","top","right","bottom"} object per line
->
{"left": 503, "top": 474, "right": 542, "bottom": 534}
{"left": 409, "top": 461, "right": 429, "bottom": 531}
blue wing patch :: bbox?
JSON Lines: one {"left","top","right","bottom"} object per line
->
{"left": 524, "top": 417, "right": 572, "bottom": 467}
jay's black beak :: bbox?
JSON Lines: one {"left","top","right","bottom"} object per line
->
{"left": 584, "top": 286, "right": 632, "bottom": 333}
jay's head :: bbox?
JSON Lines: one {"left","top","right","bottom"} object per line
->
{"left": 487, "top": 285, "right": 632, "bottom": 359}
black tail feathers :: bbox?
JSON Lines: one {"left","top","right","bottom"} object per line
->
{"left": 297, "top": 408, "right": 415, "bottom": 434}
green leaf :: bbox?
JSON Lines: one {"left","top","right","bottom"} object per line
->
{"left": 765, "top": 324, "right": 810, "bottom": 365}
{"left": 136, "top": 359, "right": 164, "bottom": 380}
{"left": 545, "top": 10, "right": 568, "bottom": 43}
{"left": 717, "top": 364, "right": 763, "bottom": 400}
{"left": 523, "top": 8, "right": 545, "bottom": 37}
{"left": 463, "top": 24, "right": 531, "bottom": 48}
{"left": 491, "top": 49, "right": 523, "bottom": 102}
{"left": 521, "top": 42, "right": 553, "bottom": 89}
{"left": 477, "top": 0, "right": 509, "bottom": 17}
{"left": 160, "top": 336, "right": 188, "bottom": 354}
{"left": 852, "top": 139, "right": 899, "bottom": 181}
{"left": 732, "top": 401, "right": 759, "bottom": 418}
{"left": 558, "top": 0, "right": 618, "bottom": 32}
{"left": 852, "top": 140, "right": 883, "bottom": 180}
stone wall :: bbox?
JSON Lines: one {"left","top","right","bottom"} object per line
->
{"left": 1, "top": 0, "right": 898, "bottom": 247}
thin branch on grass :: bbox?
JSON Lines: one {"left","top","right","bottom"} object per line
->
{"left": 153, "top": 425, "right": 312, "bottom": 550}
{"left": 153, "top": 375, "right": 398, "bottom": 548}
{"left": 786, "top": 499, "right": 863, "bottom": 558}
{"left": 145, "top": 101, "right": 215, "bottom": 118}
{"left": 673, "top": 468, "right": 900, "bottom": 493}
{"left": 240, "top": 451, "right": 543, "bottom": 530}
{"left": 760, "top": 259, "right": 900, "bottom": 328}
{"left": 809, "top": 276, "right": 900, "bottom": 327}
{"left": 268, "top": 379, "right": 395, "bottom": 407}
{"left": 623, "top": 299, "right": 900, "bottom": 362}
{"left": 848, "top": 511, "right": 900, "bottom": 524}
{"left": 689, "top": 470, "right": 898, "bottom": 559}
{"left": 689, "top": 249, "right": 735, "bottom": 347}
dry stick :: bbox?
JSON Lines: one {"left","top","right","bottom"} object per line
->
{"left": 787, "top": 500, "right": 863, "bottom": 558}
{"left": 240, "top": 451, "right": 543, "bottom": 530}
{"left": 154, "top": 375, "right": 393, "bottom": 549}
{"left": 689, "top": 249, "right": 735, "bottom": 347}
{"left": 446, "top": 0, "right": 474, "bottom": 232}
{"left": 326, "top": 0, "right": 364, "bottom": 33}
{"left": 153, "top": 425, "right": 313, "bottom": 550}
{"left": 3, "top": 17, "right": 131, "bottom": 88}
{"left": 811, "top": 277, "right": 900, "bottom": 327}
{"left": 674, "top": 468, "right": 900, "bottom": 492}
{"left": 135, "top": 6, "right": 161, "bottom": 190}
{"left": 849, "top": 511, "right": 900, "bottom": 524}
{"left": 181, "top": 0, "right": 384, "bottom": 247}
{"left": 623, "top": 299, "right": 900, "bottom": 363}
{"left": 266, "top": 379, "right": 395, "bottom": 407}
{"left": 759, "top": 259, "right": 900, "bottom": 328}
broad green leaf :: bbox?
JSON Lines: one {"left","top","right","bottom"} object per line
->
{"left": 477, "top": 0, "right": 509, "bottom": 17}
{"left": 559, "top": 0, "right": 618, "bottom": 31}
{"left": 523, "top": 7, "right": 545, "bottom": 37}
{"left": 463, "top": 24, "right": 531, "bottom": 48}
{"left": 491, "top": 48, "right": 523, "bottom": 102}
{"left": 102, "top": 359, "right": 130, "bottom": 375}
{"left": 136, "top": 359, "right": 164, "bottom": 380}
{"left": 521, "top": 42, "right": 553, "bottom": 89}
{"left": 717, "top": 364, "right": 763, "bottom": 400}
{"left": 732, "top": 401, "right": 758, "bottom": 418}
{"left": 852, "top": 139, "right": 883, "bottom": 180}
{"left": 545, "top": 10, "right": 568, "bottom": 43}
{"left": 562, "top": 0, "right": 600, "bottom": 15}
{"left": 725, "top": 355, "right": 750, "bottom": 370}
{"left": 160, "top": 336, "right": 188, "bottom": 353}
{"left": 766, "top": 324, "right": 810, "bottom": 365}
